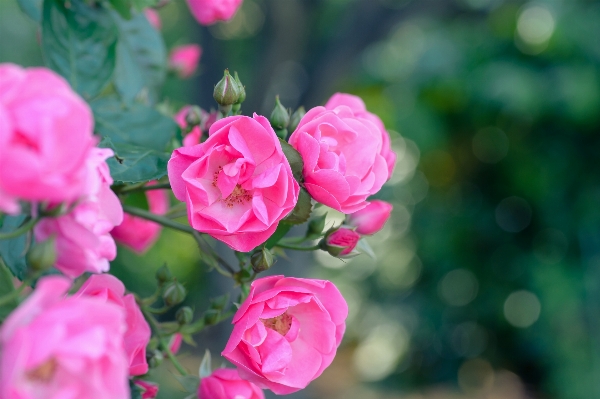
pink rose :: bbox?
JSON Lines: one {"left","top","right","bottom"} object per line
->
{"left": 198, "top": 368, "right": 264, "bottom": 399}
{"left": 111, "top": 181, "right": 169, "bottom": 253}
{"left": 0, "top": 276, "right": 129, "bottom": 399}
{"left": 323, "top": 227, "right": 360, "bottom": 257}
{"left": 168, "top": 114, "right": 300, "bottom": 252}
{"left": 144, "top": 9, "right": 161, "bottom": 30}
{"left": 34, "top": 148, "right": 124, "bottom": 278}
{"left": 169, "top": 45, "right": 202, "bottom": 78}
{"left": 75, "top": 274, "right": 151, "bottom": 376}
{"left": 324, "top": 93, "right": 396, "bottom": 178}
{"left": 0, "top": 64, "right": 95, "bottom": 213}
{"left": 346, "top": 200, "right": 393, "bottom": 235}
{"left": 288, "top": 103, "right": 389, "bottom": 214}
{"left": 186, "top": 0, "right": 243, "bottom": 25}
{"left": 135, "top": 381, "right": 159, "bottom": 399}
{"left": 222, "top": 276, "right": 348, "bottom": 394}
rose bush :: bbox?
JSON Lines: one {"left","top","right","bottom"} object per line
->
{"left": 288, "top": 102, "right": 389, "bottom": 214}
{"left": 168, "top": 114, "right": 299, "bottom": 252}
{"left": 0, "top": 64, "right": 95, "bottom": 214}
{"left": 186, "top": 0, "right": 243, "bottom": 25}
{"left": 34, "top": 148, "right": 123, "bottom": 278}
{"left": 199, "top": 368, "right": 264, "bottom": 399}
{"left": 347, "top": 199, "right": 393, "bottom": 235}
{"left": 111, "top": 181, "right": 169, "bottom": 253}
{"left": 0, "top": 276, "right": 129, "bottom": 399}
{"left": 222, "top": 276, "right": 348, "bottom": 394}
{"left": 75, "top": 274, "right": 151, "bottom": 376}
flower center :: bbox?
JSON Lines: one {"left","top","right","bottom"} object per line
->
{"left": 26, "top": 358, "right": 57, "bottom": 383}
{"left": 223, "top": 184, "right": 252, "bottom": 208}
{"left": 261, "top": 311, "right": 292, "bottom": 336}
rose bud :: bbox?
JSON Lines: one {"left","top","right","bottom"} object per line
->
{"left": 250, "top": 247, "right": 274, "bottom": 273}
{"left": 199, "top": 368, "right": 264, "bottom": 399}
{"left": 320, "top": 227, "right": 360, "bottom": 258}
{"left": 135, "top": 380, "right": 159, "bottom": 399}
{"left": 186, "top": 0, "right": 243, "bottom": 26}
{"left": 168, "top": 333, "right": 183, "bottom": 355}
{"left": 346, "top": 200, "right": 393, "bottom": 235}
{"left": 222, "top": 276, "right": 348, "bottom": 394}
{"left": 169, "top": 44, "right": 202, "bottom": 79}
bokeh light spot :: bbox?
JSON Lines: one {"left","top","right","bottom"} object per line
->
{"left": 438, "top": 269, "right": 478, "bottom": 307}
{"left": 504, "top": 290, "right": 541, "bottom": 328}
{"left": 517, "top": 5, "right": 555, "bottom": 46}
{"left": 472, "top": 127, "right": 509, "bottom": 164}
{"left": 495, "top": 196, "right": 532, "bottom": 233}
{"left": 458, "top": 358, "right": 495, "bottom": 393}
{"left": 353, "top": 323, "right": 410, "bottom": 381}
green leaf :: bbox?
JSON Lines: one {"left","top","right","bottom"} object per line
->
{"left": 112, "top": 11, "right": 166, "bottom": 104}
{"left": 199, "top": 349, "right": 212, "bottom": 378}
{"left": 109, "top": 0, "right": 132, "bottom": 20}
{"left": 0, "top": 215, "right": 29, "bottom": 281}
{"left": 279, "top": 139, "right": 304, "bottom": 182}
{"left": 132, "top": 0, "right": 158, "bottom": 12}
{"left": 41, "top": 0, "right": 118, "bottom": 99}
{"left": 174, "top": 375, "right": 200, "bottom": 394}
{"left": 265, "top": 223, "right": 293, "bottom": 250}
{"left": 282, "top": 187, "right": 312, "bottom": 225}
{"left": 99, "top": 137, "right": 170, "bottom": 183}
{"left": 92, "top": 97, "right": 177, "bottom": 151}
{"left": 0, "top": 259, "right": 18, "bottom": 321}
{"left": 129, "top": 380, "right": 142, "bottom": 399}
{"left": 16, "top": 0, "right": 42, "bottom": 22}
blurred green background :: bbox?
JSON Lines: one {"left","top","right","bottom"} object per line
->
{"left": 3, "top": 0, "right": 600, "bottom": 398}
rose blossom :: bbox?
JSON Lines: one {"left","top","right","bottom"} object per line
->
{"left": 222, "top": 276, "right": 348, "bottom": 394}
{"left": 346, "top": 200, "right": 393, "bottom": 235}
{"left": 168, "top": 114, "right": 299, "bottom": 252}
{"left": 34, "top": 148, "right": 123, "bottom": 278}
{"left": 169, "top": 45, "right": 202, "bottom": 78}
{"left": 0, "top": 276, "right": 129, "bottom": 399}
{"left": 186, "top": 0, "right": 243, "bottom": 25}
{"left": 198, "top": 368, "right": 264, "bottom": 399}
{"left": 135, "top": 381, "right": 159, "bottom": 399}
{"left": 288, "top": 102, "right": 389, "bottom": 214}
{"left": 322, "top": 227, "right": 360, "bottom": 257}
{"left": 324, "top": 93, "right": 396, "bottom": 178}
{"left": 75, "top": 274, "right": 151, "bottom": 376}
{"left": 144, "top": 9, "right": 161, "bottom": 30}
{"left": 111, "top": 181, "right": 169, "bottom": 253}
{"left": 0, "top": 64, "right": 95, "bottom": 213}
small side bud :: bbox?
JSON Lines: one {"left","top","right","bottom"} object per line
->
{"left": 155, "top": 264, "right": 173, "bottom": 284}
{"left": 184, "top": 106, "right": 203, "bottom": 129}
{"left": 210, "top": 293, "right": 229, "bottom": 310}
{"left": 233, "top": 71, "right": 246, "bottom": 104}
{"left": 26, "top": 237, "right": 56, "bottom": 271}
{"left": 270, "top": 96, "right": 290, "bottom": 130}
{"left": 289, "top": 106, "right": 306, "bottom": 133}
{"left": 319, "top": 227, "right": 361, "bottom": 258}
{"left": 251, "top": 247, "right": 274, "bottom": 273}
{"left": 213, "top": 69, "right": 241, "bottom": 108}
{"left": 176, "top": 306, "right": 194, "bottom": 325}
{"left": 162, "top": 281, "right": 187, "bottom": 306}
{"left": 204, "top": 309, "right": 220, "bottom": 325}
{"left": 147, "top": 349, "right": 164, "bottom": 368}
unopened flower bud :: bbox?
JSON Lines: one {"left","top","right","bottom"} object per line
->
{"left": 320, "top": 227, "right": 361, "bottom": 258}
{"left": 270, "top": 96, "right": 290, "bottom": 130}
{"left": 184, "top": 106, "right": 203, "bottom": 129}
{"left": 233, "top": 71, "right": 246, "bottom": 104}
{"left": 289, "top": 106, "right": 306, "bottom": 133}
{"left": 251, "top": 247, "right": 274, "bottom": 273}
{"left": 134, "top": 380, "right": 159, "bottom": 399}
{"left": 210, "top": 294, "right": 229, "bottom": 310}
{"left": 176, "top": 306, "right": 194, "bottom": 325}
{"left": 213, "top": 69, "right": 241, "bottom": 107}
{"left": 148, "top": 349, "right": 164, "bottom": 368}
{"left": 155, "top": 264, "right": 173, "bottom": 284}
{"left": 26, "top": 237, "right": 56, "bottom": 271}
{"left": 162, "top": 281, "right": 186, "bottom": 306}
{"left": 204, "top": 309, "right": 220, "bottom": 325}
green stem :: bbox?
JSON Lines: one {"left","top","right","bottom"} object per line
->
{"left": 123, "top": 206, "right": 195, "bottom": 235}
{"left": 120, "top": 183, "right": 172, "bottom": 194}
{"left": 191, "top": 231, "right": 236, "bottom": 276}
{"left": 0, "top": 270, "right": 44, "bottom": 307}
{"left": 142, "top": 307, "right": 188, "bottom": 376}
{"left": 0, "top": 217, "right": 38, "bottom": 240}
{"left": 275, "top": 242, "right": 321, "bottom": 251}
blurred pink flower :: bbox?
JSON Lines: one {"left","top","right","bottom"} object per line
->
{"left": 111, "top": 181, "right": 169, "bottom": 253}
{"left": 75, "top": 274, "right": 151, "bottom": 376}
{"left": 168, "top": 114, "right": 299, "bottom": 252}
{"left": 34, "top": 148, "right": 123, "bottom": 278}
{"left": 186, "top": 0, "right": 243, "bottom": 25}
{"left": 169, "top": 45, "right": 202, "bottom": 78}
{"left": 346, "top": 199, "right": 393, "bottom": 235}
{"left": 135, "top": 380, "right": 159, "bottom": 399}
{"left": 289, "top": 102, "right": 389, "bottom": 214}
{"left": 0, "top": 64, "right": 95, "bottom": 214}
{"left": 198, "top": 368, "right": 264, "bottom": 399}
{"left": 144, "top": 8, "right": 161, "bottom": 30}
{"left": 0, "top": 276, "right": 129, "bottom": 399}
{"left": 222, "top": 276, "right": 348, "bottom": 394}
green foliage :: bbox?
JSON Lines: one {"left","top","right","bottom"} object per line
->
{"left": 279, "top": 139, "right": 304, "bottom": 182}
{"left": 0, "top": 259, "right": 17, "bottom": 321}
{"left": 16, "top": 0, "right": 42, "bottom": 22}
{"left": 0, "top": 215, "right": 29, "bottom": 281}
{"left": 99, "top": 137, "right": 170, "bottom": 183}
{"left": 112, "top": 11, "right": 166, "bottom": 104}
{"left": 264, "top": 223, "right": 293, "bottom": 250}
{"left": 282, "top": 187, "right": 312, "bottom": 225}
{"left": 41, "top": 0, "right": 118, "bottom": 100}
